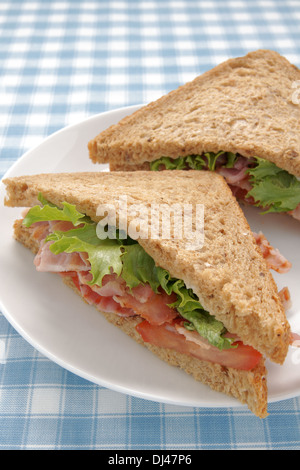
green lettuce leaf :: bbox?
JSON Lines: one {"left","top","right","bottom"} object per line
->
{"left": 247, "top": 157, "right": 282, "bottom": 180}
{"left": 150, "top": 152, "right": 238, "bottom": 172}
{"left": 120, "top": 243, "right": 161, "bottom": 292}
{"left": 185, "top": 154, "right": 206, "bottom": 170}
{"left": 47, "top": 225, "right": 124, "bottom": 286}
{"left": 150, "top": 156, "right": 188, "bottom": 171}
{"left": 23, "top": 193, "right": 91, "bottom": 227}
{"left": 224, "top": 152, "right": 239, "bottom": 168}
{"left": 156, "top": 269, "right": 235, "bottom": 350}
{"left": 182, "top": 311, "right": 236, "bottom": 350}
{"left": 247, "top": 157, "right": 300, "bottom": 213}
{"left": 204, "top": 151, "right": 225, "bottom": 171}
{"left": 150, "top": 154, "right": 300, "bottom": 214}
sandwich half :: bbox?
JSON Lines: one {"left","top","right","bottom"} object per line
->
{"left": 88, "top": 49, "right": 300, "bottom": 221}
{"left": 3, "top": 170, "right": 292, "bottom": 417}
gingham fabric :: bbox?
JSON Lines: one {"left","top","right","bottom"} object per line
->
{"left": 1, "top": 0, "right": 300, "bottom": 450}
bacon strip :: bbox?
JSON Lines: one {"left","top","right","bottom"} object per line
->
{"left": 78, "top": 271, "right": 127, "bottom": 297}
{"left": 278, "top": 286, "right": 292, "bottom": 311}
{"left": 114, "top": 288, "right": 178, "bottom": 326}
{"left": 253, "top": 231, "right": 292, "bottom": 273}
{"left": 60, "top": 271, "right": 135, "bottom": 317}
{"left": 34, "top": 241, "right": 91, "bottom": 273}
{"left": 289, "top": 203, "right": 300, "bottom": 221}
{"left": 216, "top": 156, "right": 253, "bottom": 192}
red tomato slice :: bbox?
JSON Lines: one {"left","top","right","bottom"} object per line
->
{"left": 136, "top": 320, "right": 262, "bottom": 371}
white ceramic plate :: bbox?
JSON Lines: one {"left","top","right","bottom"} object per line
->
{"left": 1, "top": 105, "right": 300, "bottom": 410}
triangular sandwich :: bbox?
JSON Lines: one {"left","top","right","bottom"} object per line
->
{"left": 3, "top": 170, "right": 292, "bottom": 417}
{"left": 88, "top": 49, "right": 300, "bottom": 221}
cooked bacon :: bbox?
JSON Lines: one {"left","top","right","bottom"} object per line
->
{"left": 48, "top": 220, "right": 78, "bottom": 232}
{"left": 130, "top": 283, "right": 154, "bottom": 303}
{"left": 228, "top": 185, "right": 256, "bottom": 206}
{"left": 65, "top": 268, "right": 178, "bottom": 325}
{"left": 65, "top": 269, "right": 178, "bottom": 324}
{"left": 78, "top": 271, "right": 127, "bottom": 297}
{"left": 34, "top": 241, "right": 91, "bottom": 273}
{"left": 61, "top": 272, "right": 135, "bottom": 317}
{"left": 290, "top": 332, "right": 300, "bottom": 346}
{"left": 77, "top": 271, "right": 176, "bottom": 320}
{"left": 217, "top": 166, "right": 249, "bottom": 186}
{"left": 253, "top": 231, "right": 292, "bottom": 273}
{"left": 279, "top": 286, "right": 292, "bottom": 311}
{"left": 289, "top": 203, "right": 300, "bottom": 221}
{"left": 216, "top": 156, "right": 253, "bottom": 191}
{"left": 29, "top": 220, "right": 76, "bottom": 244}
{"left": 114, "top": 288, "right": 178, "bottom": 326}
{"left": 29, "top": 221, "right": 51, "bottom": 243}
{"left": 79, "top": 282, "right": 135, "bottom": 316}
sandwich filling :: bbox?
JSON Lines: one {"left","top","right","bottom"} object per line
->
{"left": 150, "top": 153, "right": 300, "bottom": 221}
{"left": 21, "top": 194, "right": 291, "bottom": 372}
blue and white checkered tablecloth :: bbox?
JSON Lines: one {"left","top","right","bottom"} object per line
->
{"left": 1, "top": 0, "right": 300, "bottom": 450}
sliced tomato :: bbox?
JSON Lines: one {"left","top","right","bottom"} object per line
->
{"left": 136, "top": 320, "right": 262, "bottom": 371}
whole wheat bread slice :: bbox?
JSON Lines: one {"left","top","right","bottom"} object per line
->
{"left": 88, "top": 49, "right": 300, "bottom": 177}
{"left": 3, "top": 170, "right": 290, "bottom": 366}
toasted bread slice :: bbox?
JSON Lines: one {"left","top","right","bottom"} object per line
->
{"left": 12, "top": 217, "right": 268, "bottom": 418}
{"left": 3, "top": 170, "right": 290, "bottom": 365}
{"left": 88, "top": 49, "right": 300, "bottom": 177}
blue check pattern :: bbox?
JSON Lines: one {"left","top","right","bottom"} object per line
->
{"left": 1, "top": 0, "right": 300, "bottom": 450}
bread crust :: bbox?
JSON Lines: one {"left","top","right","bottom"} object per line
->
{"left": 88, "top": 49, "right": 300, "bottom": 177}
{"left": 12, "top": 219, "right": 269, "bottom": 418}
{"left": 3, "top": 171, "right": 290, "bottom": 365}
